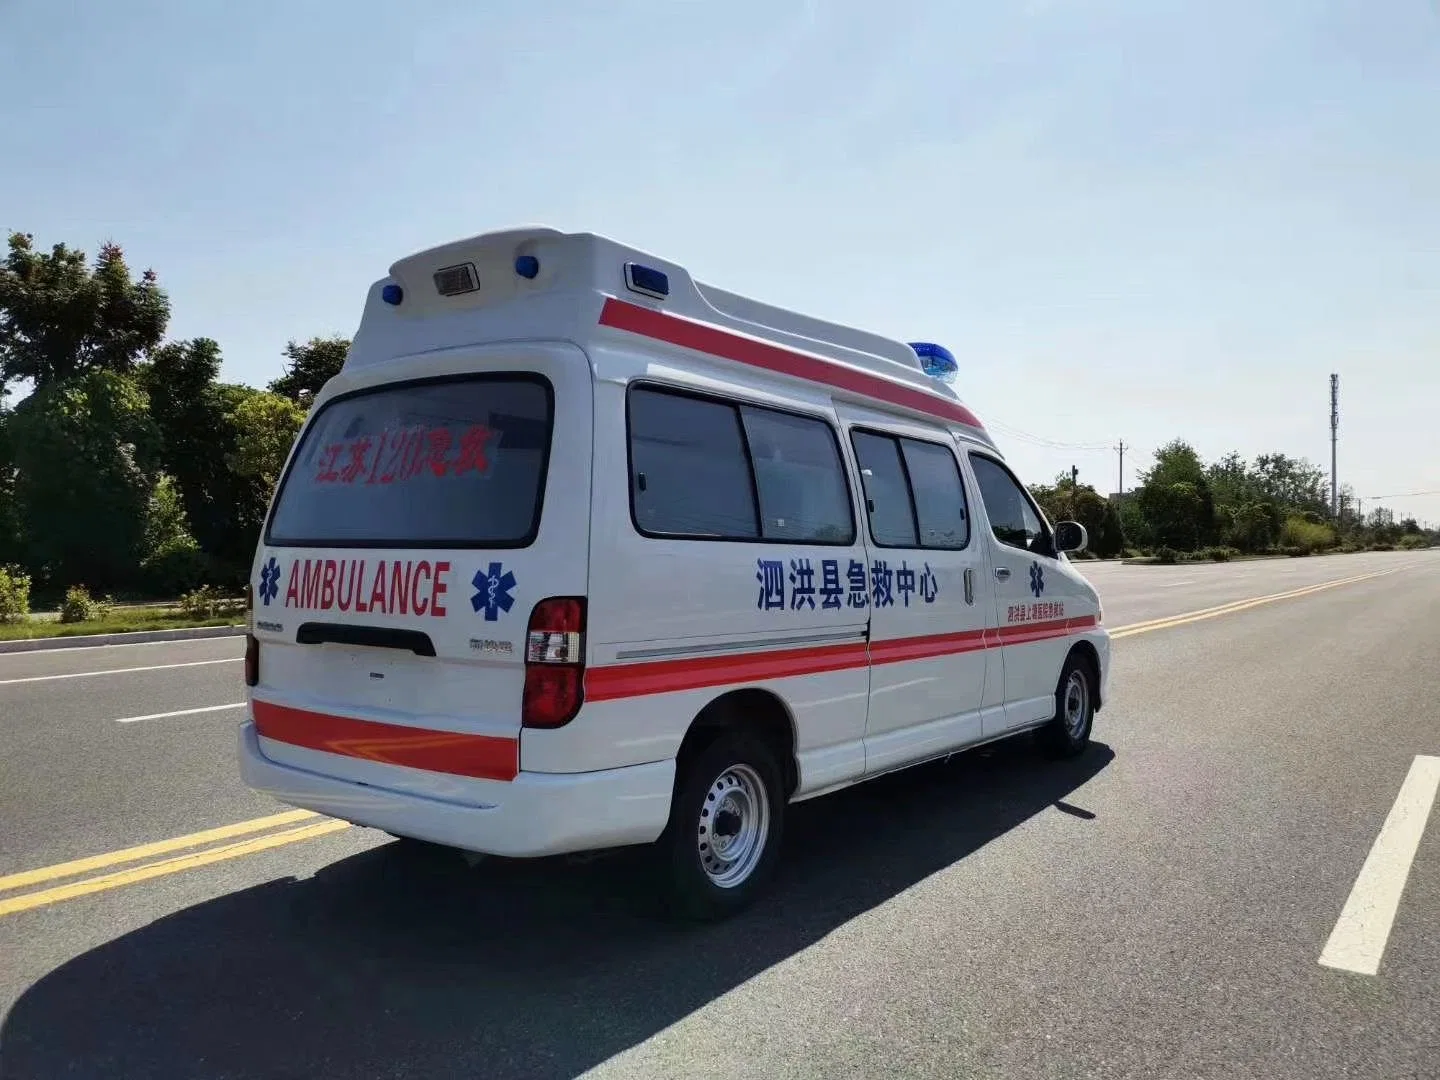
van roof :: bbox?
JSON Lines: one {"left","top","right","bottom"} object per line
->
{"left": 344, "top": 226, "right": 994, "bottom": 447}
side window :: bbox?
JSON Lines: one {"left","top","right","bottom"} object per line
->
{"left": 629, "top": 388, "right": 758, "bottom": 538}
{"left": 969, "top": 454, "right": 1046, "bottom": 552}
{"left": 851, "top": 431, "right": 917, "bottom": 546}
{"left": 740, "top": 406, "right": 855, "bottom": 543}
{"left": 900, "top": 439, "right": 970, "bottom": 549}
{"left": 627, "top": 385, "right": 854, "bottom": 544}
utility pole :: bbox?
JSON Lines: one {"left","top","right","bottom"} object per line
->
{"left": 1330, "top": 373, "right": 1339, "bottom": 517}
{"left": 1071, "top": 465, "right": 1079, "bottom": 488}
{"left": 1116, "top": 439, "right": 1127, "bottom": 497}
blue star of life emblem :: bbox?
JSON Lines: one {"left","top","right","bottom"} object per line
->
{"left": 471, "top": 562, "right": 517, "bottom": 622}
{"left": 258, "top": 556, "right": 281, "bottom": 606}
{"left": 1029, "top": 560, "right": 1045, "bottom": 598}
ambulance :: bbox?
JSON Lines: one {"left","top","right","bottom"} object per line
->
{"left": 239, "top": 226, "right": 1110, "bottom": 921}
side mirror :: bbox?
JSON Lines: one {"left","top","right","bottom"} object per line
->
{"left": 1054, "top": 520, "right": 1088, "bottom": 554}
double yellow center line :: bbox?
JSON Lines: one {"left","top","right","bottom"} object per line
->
{"left": 0, "top": 563, "right": 1413, "bottom": 919}
{"left": 0, "top": 810, "right": 349, "bottom": 918}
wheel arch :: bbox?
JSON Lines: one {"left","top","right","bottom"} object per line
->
{"left": 1067, "top": 639, "right": 1103, "bottom": 710}
{"left": 676, "top": 687, "right": 799, "bottom": 799}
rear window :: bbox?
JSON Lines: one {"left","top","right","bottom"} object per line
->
{"left": 265, "top": 375, "right": 553, "bottom": 548}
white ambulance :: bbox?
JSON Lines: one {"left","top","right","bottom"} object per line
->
{"left": 239, "top": 226, "right": 1110, "bottom": 920}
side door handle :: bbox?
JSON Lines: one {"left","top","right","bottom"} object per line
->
{"left": 994, "top": 567, "right": 1011, "bottom": 582}
{"left": 963, "top": 567, "right": 974, "bottom": 605}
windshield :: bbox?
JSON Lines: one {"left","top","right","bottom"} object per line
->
{"left": 265, "top": 374, "right": 552, "bottom": 548}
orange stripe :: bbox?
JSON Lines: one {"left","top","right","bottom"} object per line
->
{"left": 252, "top": 701, "right": 518, "bottom": 780}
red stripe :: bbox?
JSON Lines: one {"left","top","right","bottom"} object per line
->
{"left": 252, "top": 700, "right": 518, "bottom": 781}
{"left": 599, "top": 298, "right": 986, "bottom": 432}
{"left": 586, "top": 640, "right": 870, "bottom": 702}
{"left": 587, "top": 619, "right": 1095, "bottom": 701}
{"left": 869, "top": 627, "right": 988, "bottom": 665}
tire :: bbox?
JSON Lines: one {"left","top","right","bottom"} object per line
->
{"left": 1036, "top": 651, "right": 1096, "bottom": 759}
{"left": 655, "top": 731, "right": 787, "bottom": 922}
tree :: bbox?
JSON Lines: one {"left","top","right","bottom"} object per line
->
{"left": 1029, "top": 475, "right": 1126, "bottom": 558}
{"left": 138, "top": 338, "right": 266, "bottom": 570}
{"left": 0, "top": 233, "right": 170, "bottom": 390}
{"left": 9, "top": 371, "right": 162, "bottom": 588}
{"left": 227, "top": 391, "right": 306, "bottom": 490}
{"left": 0, "top": 402, "right": 18, "bottom": 565}
{"left": 1134, "top": 440, "right": 1215, "bottom": 549}
{"left": 268, "top": 336, "right": 349, "bottom": 403}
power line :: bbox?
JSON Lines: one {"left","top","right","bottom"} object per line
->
{"left": 1365, "top": 489, "right": 1440, "bottom": 500}
{"left": 984, "top": 417, "right": 1113, "bottom": 452}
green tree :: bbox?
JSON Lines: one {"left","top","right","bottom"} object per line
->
{"left": 138, "top": 338, "right": 269, "bottom": 570}
{"left": 0, "top": 402, "right": 18, "bottom": 565}
{"left": 227, "top": 391, "right": 306, "bottom": 490}
{"left": 268, "top": 336, "right": 349, "bottom": 403}
{"left": 1028, "top": 475, "right": 1126, "bottom": 558}
{"left": 0, "top": 233, "right": 170, "bottom": 390}
{"left": 9, "top": 371, "right": 162, "bottom": 588}
{"left": 1134, "top": 440, "right": 1215, "bottom": 550}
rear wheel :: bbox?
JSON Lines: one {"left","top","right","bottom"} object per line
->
{"left": 655, "top": 731, "right": 786, "bottom": 922}
{"left": 1037, "top": 651, "right": 1095, "bottom": 759}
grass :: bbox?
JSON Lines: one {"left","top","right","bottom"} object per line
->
{"left": 0, "top": 605, "right": 241, "bottom": 642}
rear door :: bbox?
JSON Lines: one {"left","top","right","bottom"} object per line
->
{"left": 248, "top": 344, "right": 591, "bottom": 800}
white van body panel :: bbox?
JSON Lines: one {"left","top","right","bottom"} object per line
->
{"left": 239, "top": 225, "right": 1110, "bottom": 859}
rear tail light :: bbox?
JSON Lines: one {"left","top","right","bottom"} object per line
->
{"left": 243, "top": 582, "right": 259, "bottom": 687}
{"left": 244, "top": 634, "right": 259, "bottom": 688}
{"left": 522, "top": 597, "right": 586, "bottom": 729}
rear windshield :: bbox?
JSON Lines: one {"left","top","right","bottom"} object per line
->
{"left": 266, "top": 375, "right": 552, "bottom": 548}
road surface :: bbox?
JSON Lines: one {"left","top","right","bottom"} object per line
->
{"left": 1, "top": 549, "right": 1437, "bottom": 1079}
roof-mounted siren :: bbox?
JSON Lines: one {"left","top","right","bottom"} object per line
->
{"left": 909, "top": 341, "right": 959, "bottom": 385}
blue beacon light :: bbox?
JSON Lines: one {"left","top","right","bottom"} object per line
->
{"left": 381, "top": 283, "right": 404, "bottom": 306}
{"left": 909, "top": 341, "right": 958, "bottom": 384}
{"left": 514, "top": 255, "right": 540, "bottom": 279}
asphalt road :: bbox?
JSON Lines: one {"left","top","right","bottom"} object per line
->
{"left": 1, "top": 549, "right": 1437, "bottom": 1079}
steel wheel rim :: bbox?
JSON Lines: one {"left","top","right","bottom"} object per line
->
{"left": 697, "top": 763, "right": 770, "bottom": 889}
{"left": 1063, "top": 670, "right": 1089, "bottom": 739}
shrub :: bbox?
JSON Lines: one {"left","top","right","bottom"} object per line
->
{"left": 1153, "top": 546, "right": 1181, "bottom": 565}
{"left": 179, "top": 585, "right": 245, "bottom": 621}
{"left": 0, "top": 566, "right": 31, "bottom": 624}
{"left": 142, "top": 541, "right": 215, "bottom": 596}
{"left": 1202, "top": 546, "right": 1237, "bottom": 563}
{"left": 1398, "top": 534, "right": 1430, "bottom": 551}
{"left": 59, "top": 585, "right": 110, "bottom": 623}
{"left": 1279, "top": 545, "right": 1309, "bottom": 558}
{"left": 1280, "top": 516, "right": 1335, "bottom": 555}
{"left": 1369, "top": 542, "right": 1394, "bottom": 552}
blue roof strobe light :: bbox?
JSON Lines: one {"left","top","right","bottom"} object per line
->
{"left": 381, "top": 283, "right": 404, "bottom": 306}
{"left": 909, "top": 341, "right": 958, "bottom": 384}
{"left": 624, "top": 262, "right": 670, "bottom": 300}
{"left": 514, "top": 255, "right": 540, "bottom": 279}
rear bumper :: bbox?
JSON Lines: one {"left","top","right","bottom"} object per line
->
{"left": 238, "top": 721, "right": 675, "bottom": 857}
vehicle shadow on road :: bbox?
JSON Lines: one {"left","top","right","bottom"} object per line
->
{"left": 1, "top": 738, "right": 1113, "bottom": 1080}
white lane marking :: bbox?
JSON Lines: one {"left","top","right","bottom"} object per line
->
{"left": 113, "top": 703, "right": 246, "bottom": 724}
{"left": 1319, "top": 755, "right": 1440, "bottom": 976}
{"left": 1156, "top": 580, "right": 1195, "bottom": 588}
{"left": 0, "top": 658, "right": 240, "bottom": 687}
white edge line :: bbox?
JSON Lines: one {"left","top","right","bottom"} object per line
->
{"left": 0, "top": 658, "right": 241, "bottom": 687}
{"left": 114, "top": 703, "right": 247, "bottom": 724}
{"left": 1319, "top": 755, "right": 1440, "bottom": 976}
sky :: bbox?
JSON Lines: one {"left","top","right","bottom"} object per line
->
{"left": 2, "top": 0, "right": 1437, "bottom": 523}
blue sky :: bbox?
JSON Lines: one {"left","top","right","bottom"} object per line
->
{"left": 3, "top": 0, "right": 1437, "bottom": 523}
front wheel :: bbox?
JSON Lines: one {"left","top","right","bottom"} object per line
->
{"left": 1037, "top": 652, "right": 1095, "bottom": 759}
{"left": 655, "top": 732, "right": 786, "bottom": 922}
